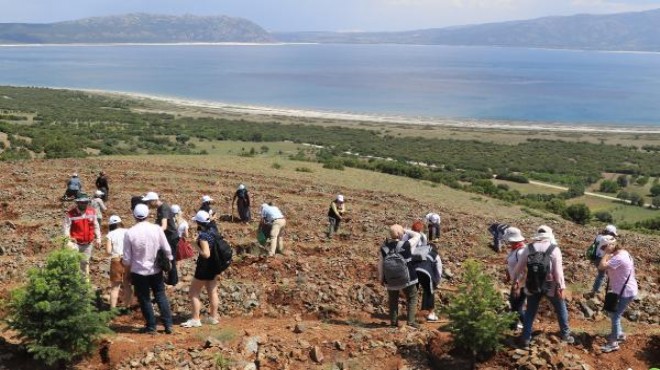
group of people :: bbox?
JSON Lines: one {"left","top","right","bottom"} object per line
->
{"left": 497, "top": 223, "right": 637, "bottom": 353}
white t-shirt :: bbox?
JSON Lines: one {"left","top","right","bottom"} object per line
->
{"left": 177, "top": 220, "right": 189, "bottom": 239}
{"left": 425, "top": 213, "right": 441, "bottom": 224}
{"left": 107, "top": 228, "right": 128, "bottom": 257}
{"left": 506, "top": 248, "right": 525, "bottom": 278}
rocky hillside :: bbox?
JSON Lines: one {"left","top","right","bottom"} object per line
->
{"left": 0, "top": 157, "right": 658, "bottom": 369}
{"left": 0, "top": 13, "right": 273, "bottom": 44}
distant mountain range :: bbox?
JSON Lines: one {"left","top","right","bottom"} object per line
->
{"left": 0, "top": 13, "right": 273, "bottom": 44}
{"left": 2, "top": 9, "right": 660, "bottom": 51}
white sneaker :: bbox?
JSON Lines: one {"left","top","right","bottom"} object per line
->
{"left": 204, "top": 316, "right": 219, "bottom": 325}
{"left": 427, "top": 312, "right": 439, "bottom": 322}
{"left": 516, "top": 323, "right": 524, "bottom": 330}
{"left": 180, "top": 319, "right": 202, "bottom": 328}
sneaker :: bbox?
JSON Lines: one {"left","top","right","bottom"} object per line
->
{"left": 164, "top": 327, "right": 174, "bottom": 335}
{"left": 561, "top": 334, "right": 575, "bottom": 344}
{"left": 204, "top": 316, "right": 220, "bottom": 325}
{"left": 427, "top": 312, "right": 439, "bottom": 322}
{"left": 138, "top": 327, "right": 157, "bottom": 335}
{"left": 517, "top": 338, "right": 531, "bottom": 350}
{"left": 617, "top": 333, "right": 627, "bottom": 342}
{"left": 516, "top": 323, "right": 524, "bottom": 330}
{"left": 180, "top": 319, "right": 202, "bottom": 328}
{"left": 600, "top": 342, "right": 619, "bottom": 353}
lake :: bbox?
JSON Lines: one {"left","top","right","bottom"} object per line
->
{"left": 1, "top": 43, "right": 660, "bottom": 126}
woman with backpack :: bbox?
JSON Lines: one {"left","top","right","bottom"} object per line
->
{"left": 180, "top": 210, "right": 221, "bottom": 328}
{"left": 598, "top": 235, "right": 638, "bottom": 353}
{"left": 232, "top": 184, "right": 251, "bottom": 222}
{"left": 378, "top": 224, "right": 421, "bottom": 328}
{"left": 409, "top": 220, "right": 442, "bottom": 322}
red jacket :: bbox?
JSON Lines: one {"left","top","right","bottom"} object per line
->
{"left": 66, "top": 207, "right": 98, "bottom": 244}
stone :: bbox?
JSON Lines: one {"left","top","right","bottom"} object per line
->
{"left": 334, "top": 340, "right": 346, "bottom": 351}
{"left": 243, "top": 363, "right": 258, "bottom": 370}
{"left": 310, "top": 346, "right": 324, "bottom": 363}
{"left": 293, "top": 323, "right": 306, "bottom": 334}
{"left": 442, "top": 268, "right": 454, "bottom": 279}
{"left": 243, "top": 337, "right": 260, "bottom": 355}
{"left": 579, "top": 302, "right": 594, "bottom": 319}
{"left": 625, "top": 310, "right": 641, "bottom": 322}
{"left": 205, "top": 336, "right": 223, "bottom": 348}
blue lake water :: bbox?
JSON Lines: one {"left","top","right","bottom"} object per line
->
{"left": 1, "top": 43, "right": 660, "bottom": 126}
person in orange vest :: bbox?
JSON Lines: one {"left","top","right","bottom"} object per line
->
{"left": 64, "top": 193, "right": 101, "bottom": 276}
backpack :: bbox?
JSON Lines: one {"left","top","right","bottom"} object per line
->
{"left": 131, "top": 195, "right": 145, "bottom": 211}
{"left": 585, "top": 239, "right": 598, "bottom": 261}
{"left": 382, "top": 241, "right": 411, "bottom": 288}
{"left": 210, "top": 236, "right": 233, "bottom": 274}
{"left": 525, "top": 243, "right": 556, "bottom": 294}
{"left": 237, "top": 189, "right": 248, "bottom": 200}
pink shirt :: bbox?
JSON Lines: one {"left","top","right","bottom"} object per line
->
{"left": 606, "top": 250, "right": 638, "bottom": 298}
{"left": 122, "top": 221, "right": 173, "bottom": 276}
{"left": 512, "top": 240, "right": 565, "bottom": 296}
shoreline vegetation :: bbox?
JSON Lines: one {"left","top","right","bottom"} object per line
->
{"left": 1, "top": 85, "right": 660, "bottom": 233}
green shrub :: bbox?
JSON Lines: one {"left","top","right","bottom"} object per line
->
{"left": 594, "top": 211, "right": 614, "bottom": 223}
{"left": 651, "top": 184, "right": 660, "bottom": 197}
{"left": 322, "top": 161, "right": 345, "bottom": 170}
{"left": 271, "top": 162, "right": 282, "bottom": 169}
{"left": 599, "top": 180, "right": 620, "bottom": 194}
{"left": 563, "top": 203, "right": 591, "bottom": 225}
{"left": 444, "top": 259, "right": 516, "bottom": 358}
{"left": 495, "top": 173, "right": 529, "bottom": 183}
{"left": 6, "top": 247, "right": 112, "bottom": 366}
{"left": 652, "top": 196, "right": 660, "bottom": 209}
{"left": 295, "top": 167, "right": 313, "bottom": 173}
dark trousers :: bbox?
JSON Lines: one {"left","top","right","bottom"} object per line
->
{"left": 418, "top": 273, "right": 435, "bottom": 311}
{"left": 131, "top": 272, "right": 173, "bottom": 331}
{"left": 428, "top": 223, "right": 440, "bottom": 241}
{"left": 509, "top": 287, "right": 526, "bottom": 327}
{"left": 328, "top": 216, "right": 341, "bottom": 236}
{"left": 388, "top": 285, "right": 418, "bottom": 325}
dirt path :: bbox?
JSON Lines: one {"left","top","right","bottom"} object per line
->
{"left": 528, "top": 180, "right": 649, "bottom": 205}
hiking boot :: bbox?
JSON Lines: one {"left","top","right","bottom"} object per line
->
{"left": 561, "top": 334, "right": 575, "bottom": 344}
{"left": 180, "top": 319, "right": 202, "bottom": 328}
{"left": 138, "top": 327, "right": 157, "bottom": 335}
{"left": 426, "top": 312, "right": 439, "bottom": 322}
{"left": 600, "top": 342, "right": 619, "bottom": 353}
{"left": 164, "top": 327, "right": 174, "bottom": 335}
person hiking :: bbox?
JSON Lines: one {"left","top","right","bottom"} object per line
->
{"left": 63, "top": 193, "right": 101, "bottom": 276}
{"left": 171, "top": 204, "right": 191, "bottom": 268}
{"left": 586, "top": 224, "right": 619, "bottom": 298}
{"left": 488, "top": 222, "right": 510, "bottom": 252}
{"left": 409, "top": 220, "right": 442, "bottom": 322}
{"left": 378, "top": 224, "right": 422, "bottom": 328}
{"left": 180, "top": 210, "right": 222, "bottom": 328}
{"left": 232, "top": 184, "right": 251, "bottom": 223}
{"left": 105, "top": 215, "right": 132, "bottom": 311}
{"left": 425, "top": 213, "right": 441, "bottom": 241}
{"left": 598, "top": 235, "right": 638, "bottom": 353}
{"left": 199, "top": 195, "right": 216, "bottom": 218}
{"left": 91, "top": 190, "right": 107, "bottom": 225}
{"left": 143, "top": 192, "right": 179, "bottom": 285}
{"left": 122, "top": 204, "right": 174, "bottom": 334}
{"left": 503, "top": 226, "right": 526, "bottom": 330}
{"left": 95, "top": 171, "right": 109, "bottom": 201}
{"left": 260, "top": 203, "right": 286, "bottom": 257}
{"left": 64, "top": 172, "right": 82, "bottom": 200}
{"left": 327, "top": 194, "right": 346, "bottom": 238}
{"left": 511, "top": 225, "right": 574, "bottom": 348}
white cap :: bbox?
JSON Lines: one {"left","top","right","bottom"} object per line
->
{"left": 133, "top": 204, "right": 150, "bottom": 219}
{"left": 534, "top": 225, "right": 554, "bottom": 241}
{"left": 95, "top": 190, "right": 104, "bottom": 196}
{"left": 72, "top": 172, "right": 78, "bottom": 177}
{"left": 142, "top": 192, "right": 159, "bottom": 202}
{"left": 598, "top": 234, "right": 616, "bottom": 248}
{"left": 108, "top": 215, "right": 122, "bottom": 225}
{"left": 605, "top": 224, "right": 618, "bottom": 237}
{"left": 192, "top": 210, "right": 211, "bottom": 223}
{"left": 503, "top": 227, "right": 525, "bottom": 243}
{"left": 170, "top": 204, "right": 181, "bottom": 214}
{"left": 238, "top": 184, "right": 246, "bottom": 190}
{"left": 336, "top": 194, "right": 344, "bottom": 202}
{"left": 202, "top": 195, "right": 214, "bottom": 203}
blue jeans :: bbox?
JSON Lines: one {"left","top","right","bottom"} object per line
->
{"left": 609, "top": 295, "right": 634, "bottom": 342}
{"left": 522, "top": 292, "right": 570, "bottom": 341}
{"left": 591, "top": 258, "right": 606, "bottom": 293}
{"left": 131, "top": 272, "right": 173, "bottom": 331}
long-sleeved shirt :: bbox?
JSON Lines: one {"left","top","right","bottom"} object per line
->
{"left": 512, "top": 239, "right": 565, "bottom": 296}
{"left": 63, "top": 207, "right": 101, "bottom": 244}
{"left": 122, "top": 221, "right": 173, "bottom": 276}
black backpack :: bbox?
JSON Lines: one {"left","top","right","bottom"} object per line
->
{"left": 525, "top": 243, "right": 557, "bottom": 294}
{"left": 210, "top": 236, "right": 233, "bottom": 274}
{"left": 131, "top": 195, "right": 145, "bottom": 211}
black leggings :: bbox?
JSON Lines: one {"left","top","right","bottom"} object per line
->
{"left": 417, "top": 272, "right": 435, "bottom": 311}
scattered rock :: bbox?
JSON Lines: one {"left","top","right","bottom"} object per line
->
{"left": 334, "top": 340, "right": 346, "bottom": 351}
{"left": 293, "top": 323, "right": 306, "bottom": 334}
{"left": 310, "top": 346, "right": 324, "bottom": 364}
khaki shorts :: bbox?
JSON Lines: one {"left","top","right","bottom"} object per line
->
{"left": 110, "top": 257, "right": 127, "bottom": 283}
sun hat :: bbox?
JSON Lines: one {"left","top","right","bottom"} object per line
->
{"left": 336, "top": 194, "right": 344, "bottom": 203}
{"left": 533, "top": 225, "right": 554, "bottom": 241}
{"left": 504, "top": 227, "right": 525, "bottom": 243}
{"left": 170, "top": 204, "right": 181, "bottom": 214}
{"left": 598, "top": 234, "right": 616, "bottom": 248}
{"left": 133, "top": 204, "right": 149, "bottom": 219}
{"left": 95, "top": 190, "right": 104, "bottom": 197}
{"left": 238, "top": 184, "right": 246, "bottom": 190}
{"left": 192, "top": 210, "right": 211, "bottom": 223}
{"left": 605, "top": 224, "right": 618, "bottom": 237}
{"left": 202, "top": 195, "right": 214, "bottom": 203}
{"left": 108, "top": 215, "right": 122, "bottom": 225}
{"left": 75, "top": 193, "right": 90, "bottom": 202}
{"left": 142, "top": 192, "right": 159, "bottom": 202}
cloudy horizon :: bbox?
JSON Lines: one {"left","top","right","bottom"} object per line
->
{"left": 0, "top": 0, "right": 658, "bottom": 32}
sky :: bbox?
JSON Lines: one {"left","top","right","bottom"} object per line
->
{"left": 0, "top": 0, "right": 659, "bottom": 32}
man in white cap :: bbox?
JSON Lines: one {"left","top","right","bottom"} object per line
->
{"left": 143, "top": 192, "right": 179, "bottom": 285}
{"left": 327, "top": 194, "right": 346, "bottom": 238}
{"left": 260, "top": 203, "right": 286, "bottom": 257}
{"left": 425, "top": 212, "right": 441, "bottom": 241}
{"left": 511, "top": 225, "right": 574, "bottom": 348}
{"left": 64, "top": 192, "right": 101, "bottom": 276}
{"left": 587, "top": 224, "right": 618, "bottom": 298}
{"left": 122, "top": 204, "right": 174, "bottom": 334}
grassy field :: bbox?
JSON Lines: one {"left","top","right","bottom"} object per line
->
{"left": 492, "top": 179, "right": 564, "bottom": 195}
{"left": 567, "top": 196, "right": 659, "bottom": 223}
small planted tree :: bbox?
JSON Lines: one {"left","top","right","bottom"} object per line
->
{"left": 6, "top": 247, "right": 112, "bottom": 367}
{"left": 563, "top": 203, "right": 591, "bottom": 225}
{"left": 444, "top": 259, "right": 516, "bottom": 360}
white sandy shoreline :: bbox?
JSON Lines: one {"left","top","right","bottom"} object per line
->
{"left": 43, "top": 87, "right": 660, "bottom": 134}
